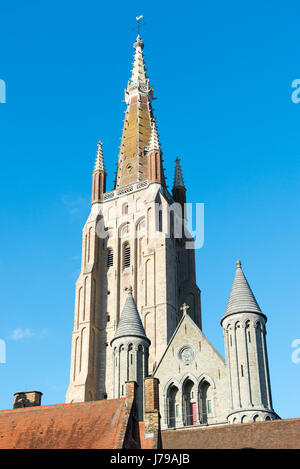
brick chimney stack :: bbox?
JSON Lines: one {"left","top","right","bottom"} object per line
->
{"left": 13, "top": 391, "right": 42, "bottom": 409}
{"left": 144, "top": 377, "right": 161, "bottom": 448}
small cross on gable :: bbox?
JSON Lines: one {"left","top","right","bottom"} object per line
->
{"left": 180, "top": 303, "right": 190, "bottom": 315}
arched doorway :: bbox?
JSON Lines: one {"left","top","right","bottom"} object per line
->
{"left": 199, "top": 380, "right": 213, "bottom": 424}
{"left": 182, "top": 379, "right": 197, "bottom": 426}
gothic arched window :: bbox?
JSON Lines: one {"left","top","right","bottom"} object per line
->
{"left": 168, "top": 385, "right": 180, "bottom": 428}
{"left": 120, "top": 223, "right": 130, "bottom": 238}
{"left": 156, "top": 204, "right": 162, "bottom": 232}
{"left": 183, "top": 379, "right": 197, "bottom": 426}
{"left": 198, "top": 380, "right": 213, "bottom": 424}
{"left": 137, "top": 218, "right": 146, "bottom": 235}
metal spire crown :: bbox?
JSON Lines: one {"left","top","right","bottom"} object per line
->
{"left": 126, "top": 20, "right": 151, "bottom": 97}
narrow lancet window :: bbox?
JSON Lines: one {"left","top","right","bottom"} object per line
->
{"left": 107, "top": 249, "right": 113, "bottom": 268}
{"left": 123, "top": 242, "right": 130, "bottom": 269}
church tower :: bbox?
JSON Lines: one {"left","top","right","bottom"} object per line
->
{"left": 66, "top": 34, "right": 201, "bottom": 403}
{"left": 221, "top": 260, "right": 278, "bottom": 423}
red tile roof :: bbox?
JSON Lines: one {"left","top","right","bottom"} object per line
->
{"left": 161, "top": 418, "right": 300, "bottom": 449}
{"left": 0, "top": 399, "right": 128, "bottom": 449}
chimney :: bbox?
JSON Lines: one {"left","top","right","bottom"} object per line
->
{"left": 144, "top": 377, "right": 161, "bottom": 448}
{"left": 13, "top": 391, "right": 42, "bottom": 409}
{"left": 125, "top": 381, "right": 137, "bottom": 404}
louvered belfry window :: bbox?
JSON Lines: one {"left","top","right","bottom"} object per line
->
{"left": 123, "top": 243, "right": 130, "bottom": 269}
{"left": 107, "top": 249, "right": 113, "bottom": 268}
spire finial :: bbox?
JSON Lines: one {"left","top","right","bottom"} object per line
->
{"left": 236, "top": 259, "right": 242, "bottom": 268}
{"left": 134, "top": 34, "right": 144, "bottom": 50}
{"left": 130, "top": 28, "right": 148, "bottom": 85}
{"left": 128, "top": 285, "right": 133, "bottom": 294}
{"left": 133, "top": 15, "right": 146, "bottom": 46}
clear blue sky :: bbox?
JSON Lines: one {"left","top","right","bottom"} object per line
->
{"left": 0, "top": 0, "right": 299, "bottom": 419}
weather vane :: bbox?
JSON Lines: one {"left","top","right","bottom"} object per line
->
{"left": 133, "top": 15, "right": 146, "bottom": 35}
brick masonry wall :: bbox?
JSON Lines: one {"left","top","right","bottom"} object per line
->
{"left": 144, "top": 377, "right": 161, "bottom": 449}
{"left": 161, "top": 418, "right": 300, "bottom": 449}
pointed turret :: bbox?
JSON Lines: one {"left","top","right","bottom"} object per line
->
{"left": 221, "top": 260, "right": 278, "bottom": 424}
{"left": 146, "top": 120, "right": 166, "bottom": 186}
{"left": 112, "top": 287, "right": 150, "bottom": 343}
{"left": 111, "top": 287, "right": 150, "bottom": 420}
{"left": 172, "top": 158, "right": 186, "bottom": 209}
{"left": 92, "top": 140, "right": 106, "bottom": 204}
{"left": 173, "top": 158, "right": 185, "bottom": 189}
{"left": 94, "top": 140, "right": 105, "bottom": 172}
{"left": 223, "top": 260, "right": 263, "bottom": 319}
{"left": 115, "top": 35, "right": 166, "bottom": 189}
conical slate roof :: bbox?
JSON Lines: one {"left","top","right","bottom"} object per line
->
{"left": 223, "top": 260, "right": 263, "bottom": 318}
{"left": 111, "top": 288, "right": 150, "bottom": 344}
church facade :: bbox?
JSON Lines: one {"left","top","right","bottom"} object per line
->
{"left": 65, "top": 34, "right": 279, "bottom": 429}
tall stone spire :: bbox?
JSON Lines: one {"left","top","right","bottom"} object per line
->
{"left": 114, "top": 35, "right": 166, "bottom": 189}
{"left": 92, "top": 140, "right": 106, "bottom": 204}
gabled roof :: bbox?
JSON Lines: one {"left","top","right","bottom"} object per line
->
{"left": 223, "top": 260, "right": 264, "bottom": 320}
{"left": 111, "top": 288, "right": 150, "bottom": 344}
{"left": 153, "top": 311, "right": 225, "bottom": 376}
